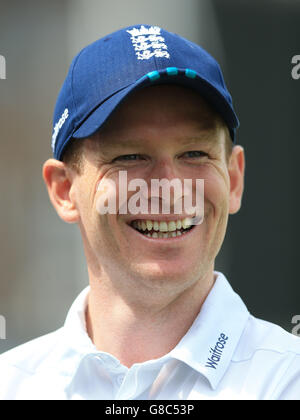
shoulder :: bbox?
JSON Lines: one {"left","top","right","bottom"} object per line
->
{"left": 0, "top": 328, "right": 71, "bottom": 400}
{"left": 0, "top": 328, "right": 65, "bottom": 375}
{"left": 233, "top": 315, "right": 300, "bottom": 399}
{"left": 234, "top": 315, "right": 300, "bottom": 360}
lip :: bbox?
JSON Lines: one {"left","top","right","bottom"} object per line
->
{"left": 124, "top": 218, "right": 199, "bottom": 243}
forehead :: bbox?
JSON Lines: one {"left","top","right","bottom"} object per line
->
{"left": 85, "top": 84, "right": 225, "bottom": 152}
{"left": 109, "top": 85, "right": 219, "bottom": 129}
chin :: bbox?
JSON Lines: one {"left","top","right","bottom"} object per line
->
{"left": 131, "top": 259, "right": 204, "bottom": 288}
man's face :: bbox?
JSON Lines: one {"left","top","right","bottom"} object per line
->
{"left": 68, "top": 85, "right": 243, "bottom": 296}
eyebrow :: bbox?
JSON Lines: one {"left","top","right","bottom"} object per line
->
{"left": 98, "top": 139, "right": 146, "bottom": 149}
{"left": 177, "top": 134, "right": 218, "bottom": 146}
{"left": 95, "top": 130, "right": 219, "bottom": 151}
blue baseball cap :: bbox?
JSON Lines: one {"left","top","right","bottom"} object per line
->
{"left": 51, "top": 24, "right": 239, "bottom": 161}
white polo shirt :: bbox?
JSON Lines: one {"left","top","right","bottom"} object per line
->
{"left": 0, "top": 272, "right": 299, "bottom": 400}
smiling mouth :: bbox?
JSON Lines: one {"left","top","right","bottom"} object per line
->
{"left": 129, "top": 217, "right": 196, "bottom": 239}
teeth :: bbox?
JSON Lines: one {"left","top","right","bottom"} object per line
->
{"left": 182, "top": 217, "right": 193, "bottom": 229}
{"left": 176, "top": 220, "right": 182, "bottom": 230}
{"left": 146, "top": 220, "right": 153, "bottom": 231}
{"left": 159, "top": 221, "right": 168, "bottom": 232}
{"left": 146, "top": 230, "right": 185, "bottom": 238}
{"left": 131, "top": 217, "right": 195, "bottom": 238}
{"left": 153, "top": 221, "right": 159, "bottom": 231}
{"left": 168, "top": 221, "right": 177, "bottom": 232}
{"left": 133, "top": 218, "right": 194, "bottom": 232}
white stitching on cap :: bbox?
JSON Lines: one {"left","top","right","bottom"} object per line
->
{"left": 51, "top": 108, "right": 69, "bottom": 152}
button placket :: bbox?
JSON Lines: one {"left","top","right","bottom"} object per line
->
{"left": 115, "top": 366, "right": 141, "bottom": 400}
{"left": 95, "top": 353, "right": 128, "bottom": 391}
{"left": 116, "top": 374, "right": 125, "bottom": 386}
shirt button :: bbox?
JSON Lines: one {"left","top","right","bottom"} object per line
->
{"left": 116, "top": 374, "right": 125, "bottom": 386}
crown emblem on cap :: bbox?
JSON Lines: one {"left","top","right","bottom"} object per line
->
{"left": 126, "top": 25, "right": 162, "bottom": 37}
{"left": 126, "top": 25, "right": 170, "bottom": 61}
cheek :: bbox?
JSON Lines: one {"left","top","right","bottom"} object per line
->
{"left": 73, "top": 172, "right": 101, "bottom": 227}
{"left": 96, "top": 169, "right": 153, "bottom": 215}
{"left": 197, "top": 166, "right": 230, "bottom": 213}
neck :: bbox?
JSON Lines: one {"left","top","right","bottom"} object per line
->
{"left": 85, "top": 268, "right": 215, "bottom": 368}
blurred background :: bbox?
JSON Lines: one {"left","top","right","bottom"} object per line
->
{"left": 1, "top": 0, "right": 300, "bottom": 353}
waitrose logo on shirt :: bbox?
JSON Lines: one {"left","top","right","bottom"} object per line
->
{"left": 205, "top": 333, "right": 228, "bottom": 370}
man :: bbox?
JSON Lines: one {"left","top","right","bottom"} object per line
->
{"left": 0, "top": 24, "right": 299, "bottom": 400}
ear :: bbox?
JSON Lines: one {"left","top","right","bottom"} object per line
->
{"left": 42, "top": 159, "right": 80, "bottom": 223}
{"left": 228, "top": 145, "right": 245, "bottom": 214}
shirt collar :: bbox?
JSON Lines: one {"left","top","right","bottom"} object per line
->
{"left": 62, "top": 272, "right": 250, "bottom": 390}
{"left": 63, "top": 285, "right": 96, "bottom": 356}
{"left": 170, "top": 272, "right": 250, "bottom": 389}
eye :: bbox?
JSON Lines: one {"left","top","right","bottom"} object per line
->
{"left": 112, "top": 154, "right": 145, "bottom": 162}
{"left": 182, "top": 151, "right": 208, "bottom": 158}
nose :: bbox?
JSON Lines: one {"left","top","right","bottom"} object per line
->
{"left": 145, "top": 156, "right": 183, "bottom": 214}
{"left": 149, "top": 156, "right": 179, "bottom": 181}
